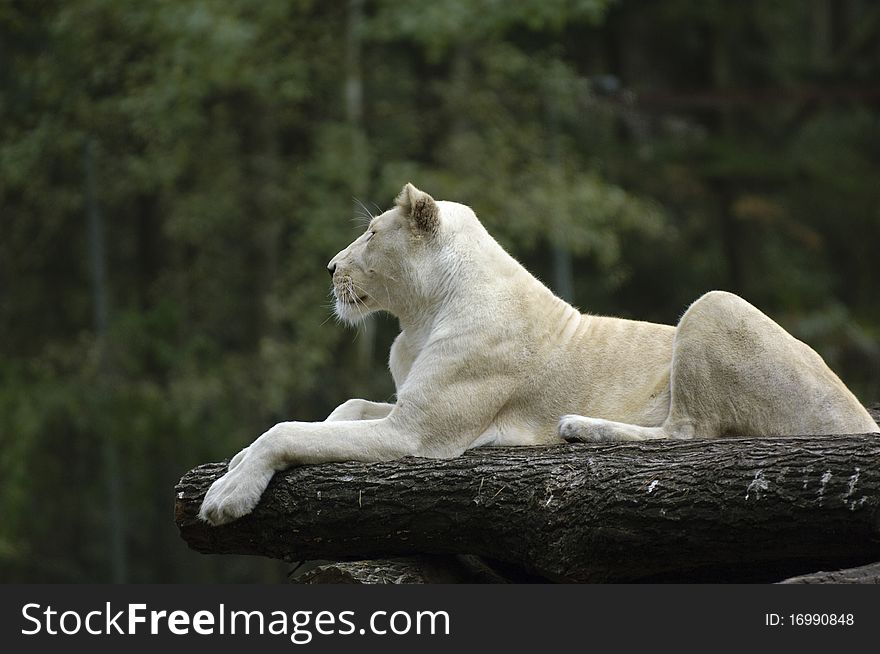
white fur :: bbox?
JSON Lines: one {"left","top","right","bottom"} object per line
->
{"left": 198, "top": 183, "right": 879, "bottom": 525}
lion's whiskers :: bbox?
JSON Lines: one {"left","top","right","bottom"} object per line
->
{"left": 352, "top": 197, "right": 375, "bottom": 229}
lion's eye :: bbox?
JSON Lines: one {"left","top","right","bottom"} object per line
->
{"left": 365, "top": 230, "right": 376, "bottom": 241}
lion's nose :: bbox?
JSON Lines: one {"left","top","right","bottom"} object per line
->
{"left": 327, "top": 262, "right": 337, "bottom": 277}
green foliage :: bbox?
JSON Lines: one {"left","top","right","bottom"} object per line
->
{"left": 1, "top": 0, "right": 877, "bottom": 581}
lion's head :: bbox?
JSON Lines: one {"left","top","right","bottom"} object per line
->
{"left": 328, "top": 183, "right": 459, "bottom": 325}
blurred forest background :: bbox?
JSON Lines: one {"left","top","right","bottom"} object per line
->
{"left": 2, "top": 0, "right": 879, "bottom": 582}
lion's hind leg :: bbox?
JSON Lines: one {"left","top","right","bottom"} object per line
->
{"left": 557, "top": 415, "right": 671, "bottom": 443}
{"left": 666, "top": 290, "right": 879, "bottom": 436}
{"left": 559, "top": 290, "right": 805, "bottom": 444}
{"left": 558, "top": 290, "right": 877, "bottom": 444}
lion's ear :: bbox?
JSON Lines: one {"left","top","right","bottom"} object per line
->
{"left": 395, "top": 183, "right": 439, "bottom": 234}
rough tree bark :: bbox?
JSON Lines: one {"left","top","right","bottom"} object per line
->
{"left": 176, "top": 432, "right": 880, "bottom": 583}
{"left": 778, "top": 561, "right": 880, "bottom": 584}
{"left": 291, "top": 555, "right": 515, "bottom": 584}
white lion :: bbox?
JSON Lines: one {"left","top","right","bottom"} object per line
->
{"left": 199, "top": 183, "right": 879, "bottom": 525}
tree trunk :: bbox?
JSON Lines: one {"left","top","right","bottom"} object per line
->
{"left": 176, "top": 433, "right": 880, "bottom": 583}
{"left": 85, "top": 137, "right": 127, "bottom": 583}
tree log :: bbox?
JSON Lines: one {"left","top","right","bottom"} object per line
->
{"left": 292, "top": 558, "right": 442, "bottom": 584}
{"left": 290, "top": 555, "right": 516, "bottom": 584}
{"left": 176, "top": 433, "right": 880, "bottom": 582}
{"left": 777, "top": 561, "right": 880, "bottom": 584}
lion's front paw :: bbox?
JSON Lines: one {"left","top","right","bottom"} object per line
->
{"left": 198, "top": 462, "right": 274, "bottom": 526}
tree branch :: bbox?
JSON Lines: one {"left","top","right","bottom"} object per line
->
{"left": 176, "top": 433, "right": 880, "bottom": 582}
